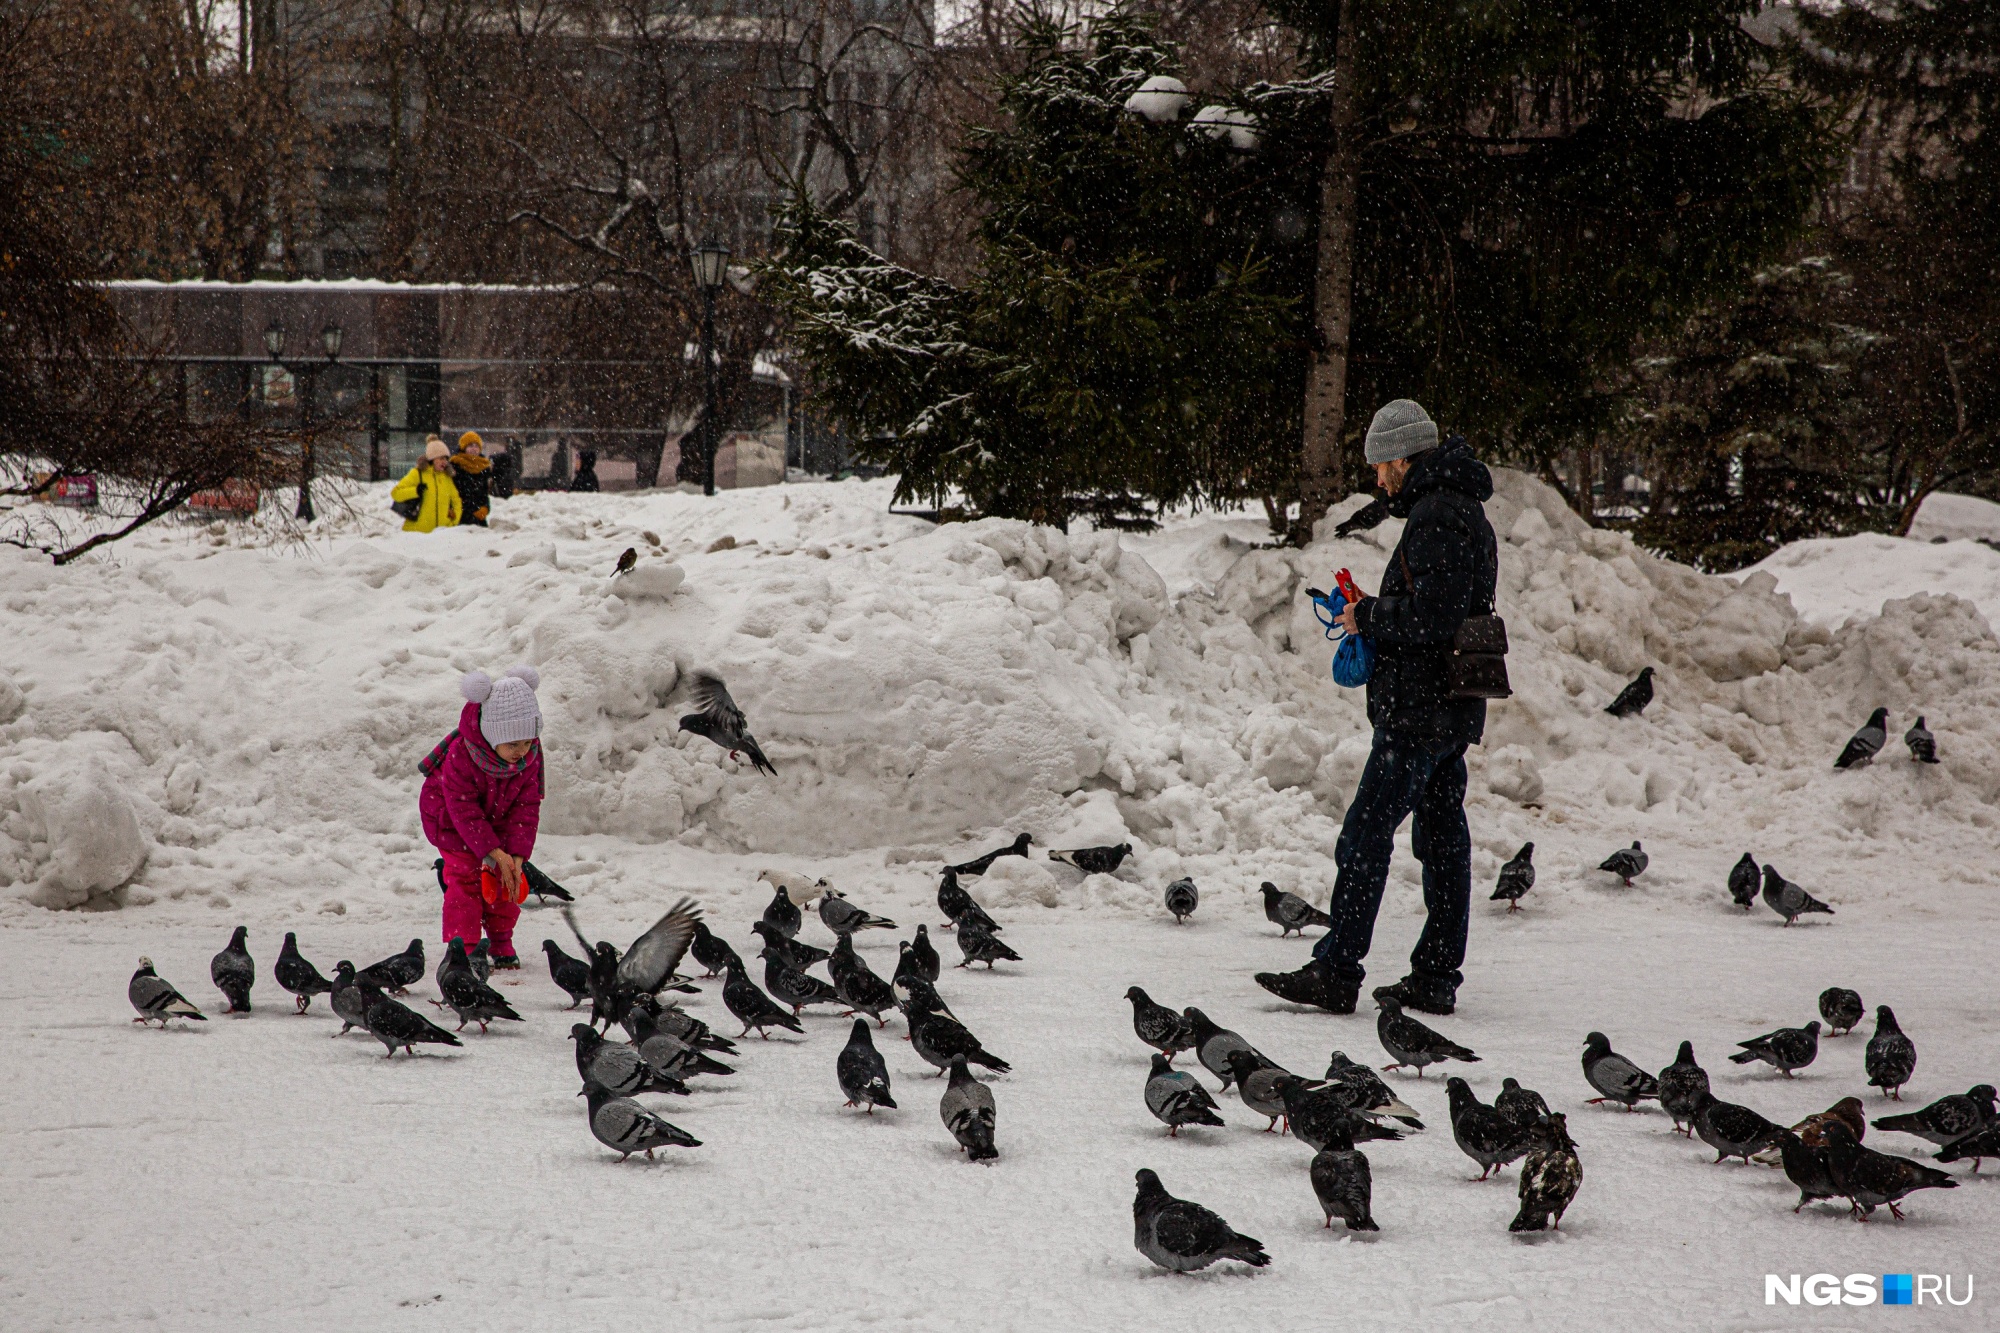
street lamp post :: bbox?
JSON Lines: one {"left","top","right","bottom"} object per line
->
{"left": 690, "top": 239, "right": 730, "bottom": 497}
{"left": 265, "top": 320, "right": 342, "bottom": 521}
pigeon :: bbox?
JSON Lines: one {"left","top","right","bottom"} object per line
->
{"left": 1865, "top": 1006, "right": 1917, "bottom": 1099}
{"left": 1818, "top": 986, "right": 1864, "bottom": 1036}
{"left": 436, "top": 935, "right": 472, "bottom": 995}
{"left": 759, "top": 869, "right": 827, "bottom": 907}
{"left": 1730, "top": 1021, "right": 1821, "bottom": 1077}
{"left": 358, "top": 984, "right": 463, "bottom": 1057}
{"left": 329, "top": 961, "right": 369, "bottom": 1036}
{"left": 1132, "top": 1170, "right": 1270, "bottom": 1273}
{"left": 1604, "top": 667, "right": 1655, "bottom": 717}
{"left": 358, "top": 938, "right": 425, "bottom": 994}
{"left": 1874, "top": 1085, "right": 1996, "bottom": 1146}
{"left": 1447, "top": 1077, "right": 1531, "bottom": 1180}
{"left": 1323, "top": 1051, "right": 1424, "bottom": 1128}
{"left": 828, "top": 934, "right": 897, "bottom": 1025}
{"left": 894, "top": 972, "right": 958, "bottom": 1027}
{"left": 210, "top": 926, "right": 254, "bottom": 1013}
{"left": 1334, "top": 494, "right": 1390, "bottom": 538}
{"left": 1277, "top": 1077, "right": 1407, "bottom": 1149}
{"left": 1904, "top": 715, "right": 1939, "bottom": 763}
{"left": 1146, "top": 1053, "right": 1227, "bottom": 1135}
{"left": 1657, "top": 1041, "right": 1711, "bottom": 1136}
{"left": 584, "top": 1085, "right": 700, "bottom": 1161}
{"left": 1374, "top": 990, "right": 1478, "bottom": 1075}
{"left": 1182, "top": 1008, "right": 1255, "bottom": 1090}
{"left": 628, "top": 994, "right": 736, "bottom": 1053}
{"left": 1934, "top": 1120, "right": 2000, "bottom": 1172}
{"left": 1510, "top": 1112, "right": 1583, "bottom": 1231}
{"left": 909, "top": 925, "right": 942, "bottom": 981}
{"left": 752, "top": 921, "right": 829, "bottom": 971}
{"left": 1790, "top": 1096, "right": 1869, "bottom": 1149}
{"left": 1490, "top": 843, "right": 1535, "bottom": 911}
{"left": 612, "top": 546, "right": 637, "bottom": 576}
{"left": 1775, "top": 1129, "right": 1842, "bottom": 1212}
{"left": 1310, "top": 1129, "right": 1379, "bottom": 1231}
{"left": 1223, "top": 1050, "right": 1293, "bottom": 1132}
{"left": 837, "top": 1019, "right": 896, "bottom": 1112}
{"left": 1821, "top": 1120, "right": 1956, "bottom": 1219}
{"left": 689, "top": 921, "right": 741, "bottom": 978}
{"left": 940, "top": 1059, "right": 998, "bottom": 1160}
{"left": 1259, "top": 882, "right": 1331, "bottom": 936}
{"left": 571, "top": 1023, "right": 685, "bottom": 1097}
{"left": 907, "top": 997, "right": 1009, "bottom": 1076}
{"left": 542, "top": 939, "right": 592, "bottom": 1009}
{"left": 720, "top": 958, "right": 804, "bottom": 1038}
{"left": 678, "top": 670, "right": 775, "bottom": 774}
{"left": 273, "top": 932, "right": 333, "bottom": 1013}
{"left": 1125, "top": 987, "right": 1195, "bottom": 1061}
{"left": 1495, "top": 1077, "right": 1552, "bottom": 1136}
{"left": 520, "top": 859, "right": 573, "bottom": 903}
{"left": 1761, "top": 865, "right": 1833, "bottom": 926}
{"left": 935, "top": 868, "right": 1000, "bottom": 933}
{"left": 1049, "top": 843, "right": 1131, "bottom": 875}
{"left": 955, "top": 915, "right": 1020, "bottom": 969}
{"left": 1727, "top": 853, "right": 1760, "bottom": 910}
{"left": 438, "top": 939, "right": 524, "bottom": 1032}
{"left": 893, "top": 943, "right": 929, "bottom": 1006}
{"left": 1834, "top": 707, "right": 1888, "bottom": 769}
{"left": 944, "top": 833, "right": 1031, "bottom": 877}
{"left": 818, "top": 889, "right": 896, "bottom": 938}
{"left": 562, "top": 899, "right": 702, "bottom": 1029}
{"left": 468, "top": 940, "right": 493, "bottom": 983}
{"left": 759, "top": 883, "right": 803, "bottom": 940}
{"left": 760, "top": 949, "right": 843, "bottom": 1015}
{"left": 1597, "top": 841, "right": 1647, "bottom": 885}
{"left": 628, "top": 1007, "right": 734, "bottom": 1080}
{"left": 1581, "top": 1031, "right": 1659, "bottom": 1110}
{"left": 1163, "top": 877, "right": 1199, "bottom": 925}
{"left": 1692, "top": 1091, "right": 1785, "bottom": 1163}
{"left": 129, "top": 958, "right": 206, "bottom": 1026}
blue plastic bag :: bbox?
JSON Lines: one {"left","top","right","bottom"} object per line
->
{"left": 1309, "top": 589, "right": 1375, "bottom": 687}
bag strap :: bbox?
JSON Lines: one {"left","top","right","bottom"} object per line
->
{"left": 1395, "top": 500, "right": 1498, "bottom": 617}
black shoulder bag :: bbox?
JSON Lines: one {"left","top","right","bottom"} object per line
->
{"left": 391, "top": 472, "right": 425, "bottom": 521}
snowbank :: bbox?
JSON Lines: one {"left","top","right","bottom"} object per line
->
{"left": 1745, "top": 530, "right": 2000, "bottom": 632}
{"left": 1909, "top": 490, "right": 2000, "bottom": 544}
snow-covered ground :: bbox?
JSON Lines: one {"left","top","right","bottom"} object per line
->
{"left": 3, "top": 475, "right": 1996, "bottom": 1328}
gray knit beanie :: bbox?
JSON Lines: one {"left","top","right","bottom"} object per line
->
{"left": 462, "top": 665, "right": 542, "bottom": 747}
{"left": 1364, "top": 399, "right": 1440, "bottom": 464}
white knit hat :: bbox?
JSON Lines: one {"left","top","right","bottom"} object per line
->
{"left": 1364, "top": 399, "right": 1440, "bottom": 464}
{"left": 462, "top": 665, "right": 541, "bottom": 747}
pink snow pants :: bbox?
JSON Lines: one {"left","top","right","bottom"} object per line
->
{"left": 440, "top": 852, "right": 521, "bottom": 960}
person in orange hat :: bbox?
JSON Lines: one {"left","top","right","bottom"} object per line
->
{"left": 450, "top": 430, "right": 494, "bottom": 526}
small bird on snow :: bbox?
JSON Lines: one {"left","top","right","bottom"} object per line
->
{"left": 689, "top": 921, "right": 741, "bottom": 978}
{"left": 329, "top": 961, "right": 369, "bottom": 1036}
{"left": 1278, "top": 1077, "right": 1407, "bottom": 1150}
{"left": 828, "top": 934, "right": 897, "bottom": 1024}
{"left": 1132, "top": 1170, "right": 1269, "bottom": 1273}
{"left": 1657, "top": 1041, "right": 1711, "bottom": 1137}
{"left": 1490, "top": 843, "right": 1535, "bottom": 912}
{"left": 1049, "top": 842, "right": 1132, "bottom": 875}
{"left": 1163, "top": 877, "right": 1199, "bottom": 925}
{"left": 130, "top": 958, "right": 206, "bottom": 1027}
{"left": 1761, "top": 864, "right": 1833, "bottom": 926}
{"left": 571, "top": 1023, "right": 685, "bottom": 1097}
{"left": 520, "top": 860, "right": 574, "bottom": 904}
{"left": 1510, "top": 1113, "right": 1582, "bottom": 1232}
{"left": 438, "top": 938, "right": 523, "bottom": 1033}
{"left": 837, "top": 1018, "right": 896, "bottom": 1112}
{"left": 1821, "top": 1120, "right": 1956, "bottom": 1219}
{"left": 721, "top": 958, "right": 805, "bottom": 1039}
{"left": 908, "top": 925, "right": 942, "bottom": 981}
{"left": 1774, "top": 1129, "right": 1842, "bottom": 1213}
{"left": 935, "top": 868, "right": 1000, "bottom": 934}
{"left": 1146, "top": 1053, "right": 1226, "bottom": 1135}
{"left": 1604, "top": 666, "right": 1655, "bottom": 717}
{"left": 1126, "top": 987, "right": 1195, "bottom": 1061}
{"left": 358, "top": 984, "right": 463, "bottom": 1058}
{"left": 1819, "top": 986, "right": 1864, "bottom": 1036}
{"left": 1597, "top": 841, "right": 1647, "bottom": 885}
{"left": 357, "top": 938, "right": 425, "bottom": 994}
{"left": 1874, "top": 1085, "right": 1995, "bottom": 1147}
{"left": 274, "top": 932, "right": 333, "bottom": 1014}
{"left": 758, "top": 882, "right": 803, "bottom": 941}
{"left": 944, "top": 833, "right": 1030, "bottom": 877}
{"left": 752, "top": 921, "right": 828, "bottom": 971}
{"left": 1834, "top": 707, "right": 1888, "bottom": 769}
{"left": 612, "top": 546, "right": 637, "bottom": 576}
{"left": 908, "top": 995, "right": 1009, "bottom": 1076}
{"left": 543, "top": 939, "right": 592, "bottom": 1008}
{"left": 1310, "top": 1129, "right": 1379, "bottom": 1231}
{"left": 1259, "top": 881, "right": 1331, "bottom": 936}
{"left": 1374, "top": 990, "right": 1478, "bottom": 1075}
{"left": 1581, "top": 1031, "right": 1658, "bottom": 1110}
{"left": 1730, "top": 1020, "right": 1821, "bottom": 1077}
{"left": 1324, "top": 1051, "right": 1424, "bottom": 1128}
{"left": 1728, "top": 853, "right": 1760, "bottom": 910}
{"left": 678, "top": 671, "right": 776, "bottom": 775}
{"left": 1692, "top": 1091, "right": 1785, "bottom": 1163}
{"left": 940, "top": 1059, "right": 998, "bottom": 1160}
{"left": 1447, "top": 1076, "right": 1530, "bottom": 1180}
{"left": 211, "top": 926, "right": 254, "bottom": 1014}
{"left": 1182, "top": 1008, "right": 1255, "bottom": 1090}
{"left": 819, "top": 889, "right": 896, "bottom": 938}
{"left": 1864, "top": 1005, "right": 1917, "bottom": 1100}
{"left": 955, "top": 915, "right": 1020, "bottom": 970}
{"left": 1495, "top": 1077, "right": 1552, "bottom": 1136}
{"left": 1905, "top": 716, "right": 1939, "bottom": 763}
{"left": 761, "top": 948, "right": 843, "bottom": 1015}
{"left": 1223, "top": 1050, "right": 1293, "bottom": 1132}
{"left": 585, "top": 1084, "right": 699, "bottom": 1161}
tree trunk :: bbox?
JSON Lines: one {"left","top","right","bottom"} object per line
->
{"left": 1294, "top": 0, "right": 1359, "bottom": 545}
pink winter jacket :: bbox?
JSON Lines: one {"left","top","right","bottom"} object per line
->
{"left": 419, "top": 702, "right": 544, "bottom": 864}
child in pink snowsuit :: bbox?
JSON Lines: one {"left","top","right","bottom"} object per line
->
{"left": 418, "top": 665, "right": 545, "bottom": 967}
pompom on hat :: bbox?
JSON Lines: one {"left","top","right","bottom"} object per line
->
{"left": 462, "top": 665, "right": 542, "bottom": 747}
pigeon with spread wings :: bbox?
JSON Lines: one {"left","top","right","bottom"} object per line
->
{"left": 679, "top": 672, "right": 775, "bottom": 775}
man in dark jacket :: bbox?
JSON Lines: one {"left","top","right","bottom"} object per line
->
{"left": 1258, "top": 399, "right": 1497, "bottom": 1016}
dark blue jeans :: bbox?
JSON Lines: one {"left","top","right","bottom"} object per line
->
{"left": 1312, "top": 729, "right": 1471, "bottom": 990}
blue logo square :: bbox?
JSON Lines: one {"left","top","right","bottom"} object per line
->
{"left": 1884, "top": 1274, "right": 1913, "bottom": 1306}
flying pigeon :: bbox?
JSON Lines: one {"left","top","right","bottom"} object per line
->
{"left": 1821, "top": 1120, "right": 1956, "bottom": 1219}
{"left": 909, "top": 925, "right": 942, "bottom": 981}
{"left": 584, "top": 1084, "right": 700, "bottom": 1161}
{"left": 1904, "top": 716, "right": 1939, "bottom": 763}
{"left": 944, "top": 833, "right": 1031, "bottom": 877}
{"left": 628, "top": 1007, "right": 734, "bottom": 1081}
{"left": 1125, "top": 987, "right": 1195, "bottom": 1061}
{"left": 1182, "top": 1008, "right": 1255, "bottom": 1091}
{"left": 759, "top": 883, "right": 803, "bottom": 940}
{"left": 1727, "top": 853, "right": 1760, "bottom": 910}
{"left": 760, "top": 949, "right": 843, "bottom": 1015}
{"left": 720, "top": 958, "right": 805, "bottom": 1038}
{"left": 1446, "top": 1077, "right": 1531, "bottom": 1180}
{"left": 1730, "top": 1021, "right": 1821, "bottom": 1077}
{"left": 1604, "top": 667, "right": 1655, "bottom": 717}
{"left": 1132, "top": 1170, "right": 1270, "bottom": 1272}
{"left": 1597, "top": 841, "right": 1647, "bottom": 885}
{"left": 1223, "top": 1050, "right": 1293, "bottom": 1132}
{"left": 329, "top": 961, "right": 369, "bottom": 1036}
{"left": 1163, "top": 877, "right": 1199, "bottom": 925}
{"left": 1834, "top": 707, "right": 1888, "bottom": 769}
{"left": 1818, "top": 987, "right": 1864, "bottom": 1036}
{"left": 1495, "top": 1077, "right": 1552, "bottom": 1137}
{"left": 1374, "top": 990, "right": 1479, "bottom": 1076}
{"left": 562, "top": 899, "right": 702, "bottom": 1029}
{"left": 571, "top": 1022, "right": 685, "bottom": 1097}
{"left": 1334, "top": 494, "right": 1391, "bottom": 538}
{"left": 274, "top": 932, "right": 333, "bottom": 1014}
{"left": 1774, "top": 1129, "right": 1842, "bottom": 1212}
{"left": 907, "top": 995, "right": 1009, "bottom": 1076}
{"left": 752, "top": 921, "right": 829, "bottom": 971}
{"left": 837, "top": 1019, "right": 896, "bottom": 1112}
{"left": 939, "top": 1059, "right": 998, "bottom": 1160}
{"left": 438, "top": 939, "right": 524, "bottom": 1032}
{"left": 954, "top": 916, "right": 1020, "bottom": 969}
{"left": 1657, "top": 1041, "right": 1711, "bottom": 1137}
{"left": 1865, "top": 1006, "right": 1917, "bottom": 1099}
{"left": 520, "top": 859, "right": 573, "bottom": 903}
{"left": 1874, "top": 1085, "right": 1996, "bottom": 1146}
{"left": 1259, "top": 882, "right": 1331, "bottom": 936}
{"left": 819, "top": 889, "right": 896, "bottom": 938}
{"left": 1146, "top": 1053, "right": 1226, "bottom": 1135}
{"left": 1934, "top": 1120, "right": 2000, "bottom": 1172}
{"left": 210, "top": 926, "right": 254, "bottom": 1014}
{"left": 1761, "top": 865, "right": 1833, "bottom": 925}
{"left": 935, "top": 868, "right": 1000, "bottom": 933}
{"left": 678, "top": 671, "right": 775, "bottom": 775}
{"left": 1049, "top": 843, "right": 1132, "bottom": 876}
{"left": 828, "top": 935, "right": 897, "bottom": 1025}
{"left": 1692, "top": 1091, "right": 1786, "bottom": 1163}
{"left": 1490, "top": 843, "right": 1535, "bottom": 911}
{"left": 612, "top": 546, "right": 637, "bottom": 576}
{"left": 357, "top": 938, "right": 425, "bottom": 994}
{"left": 1310, "top": 1129, "right": 1378, "bottom": 1231}
{"left": 1510, "top": 1113, "right": 1582, "bottom": 1231}
{"left": 689, "top": 921, "right": 741, "bottom": 978}
{"left": 543, "top": 939, "right": 592, "bottom": 1008}
{"left": 358, "top": 984, "right": 463, "bottom": 1057}
{"left": 129, "top": 957, "right": 206, "bottom": 1027}
{"left": 1323, "top": 1051, "right": 1424, "bottom": 1128}
{"left": 1581, "top": 1031, "right": 1659, "bottom": 1110}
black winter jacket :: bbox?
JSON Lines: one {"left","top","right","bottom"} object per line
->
{"left": 1351, "top": 437, "right": 1498, "bottom": 745}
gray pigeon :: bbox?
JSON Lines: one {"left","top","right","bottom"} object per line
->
{"left": 585, "top": 1084, "right": 701, "bottom": 1160}
{"left": 1730, "top": 1021, "right": 1821, "bottom": 1077}
{"left": 329, "top": 961, "right": 369, "bottom": 1036}
{"left": 1581, "top": 1031, "right": 1659, "bottom": 1110}
{"left": 1324, "top": 1051, "right": 1424, "bottom": 1128}
{"left": 1277, "top": 1076, "right": 1408, "bottom": 1150}
{"left": 273, "top": 932, "right": 333, "bottom": 1013}
{"left": 1875, "top": 1085, "right": 1995, "bottom": 1147}
{"left": 628, "top": 1008, "right": 734, "bottom": 1081}
{"left": 760, "top": 949, "right": 842, "bottom": 1016}
{"left": 935, "top": 869, "right": 1001, "bottom": 934}
{"left": 678, "top": 671, "right": 775, "bottom": 775}
{"left": 819, "top": 889, "right": 896, "bottom": 937}
{"left": 1259, "top": 882, "right": 1331, "bottom": 935}
{"left": 357, "top": 938, "right": 424, "bottom": 994}
{"left": 751, "top": 921, "right": 828, "bottom": 972}
{"left": 1146, "top": 1053, "right": 1226, "bottom": 1135}
{"left": 909, "top": 1001, "right": 1010, "bottom": 1076}
{"left": 1126, "top": 987, "right": 1195, "bottom": 1061}
{"left": 721, "top": 958, "right": 805, "bottom": 1038}
{"left": 1132, "top": 1170, "right": 1269, "bottom": 1272}
{"left": 468, "top": 940, "right": 493, "bottom": 984}
{"left": 909, "top": 925, "right": 942, "bottom": 980}
{"left": 1446, "top": 1076, "right": 1531, "bottom": 1180}
{"left": 1834, "top": 707, "right": 1888, "bottom": 769}
{"left": 129, "top": 958, "right": 206, "bottom": 1027}
{"left": 1818, "top": 987, "right": 1864, "bottom": 1036}
{"left": 1182, "top": 1008, "right": 1255, "bottom": 1090}
{"left": 837, "top": 1018, "right": 896, "bottom": 1112}
{"left": 571, "top": 1023, "right": 686, "bottom": 1097}
{"left": 1597, "top": 841, "right": 1647, "bottom": 885}
{"left": 1309, "top": 1130, "right": 1378, "bottom": 1231}
{"left": 437, "top": 939, "right": 523, "bottom": 1033}
{"left": 1049, "top": 843, "right": 1131, "bottom": 875}
{"left": 1692, "top": 1091, "right": 1786, "bottom": 1163}
{"left": 1490, "top": 843, "right": 1534, "bottom": 911}
{"left": 1761, "top": 865, "right": 1833, "bottom": 925}
{"left": 1163, "top": 877, "right": 1199, "bottom": 925}
{"left": 543, "top": 939, "right": 592, "bottom": 1008}
{"left": 940, "top": 1059, "right": 997, "bottom": 1160}
{"left": 1223, "top": 1050, "right": 1293, "bottom": 1132}
{"left": 1727, "top": 853, "right": 1760, "bottom": 910}
{"left": 1864, "top": 1005, "right": 1917, "bottom": 1099}
{"left": 1905, "top": 716, "right": 1939, "bottom": 763}
{"left": 1934, "top": 1120, "right": 2000, "bottom": 1172}
{"left": 1374, "top": 990, "right": 1478, "bottom": 1075}
{"left": 210, "top": 926, "right": 254, "bottom": 1013}
{"left": 760, "top": 884, "right": 803, "bottom": 940}
{"left": 828, "top": 935, "right": 897, "bottom": 1025}
{"left": 1657, "top": 1041, "right": 1710, "bottom": 1137}
{"left": 358, "top": 984, "right": 463, "bottom": 1057}
{"left": 1495, "top": 1077, "right": 1552, "bottom": 1136}
{"left": 955, "top": 915, "right": 1020, "bottom": 969}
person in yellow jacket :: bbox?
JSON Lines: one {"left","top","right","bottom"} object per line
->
{"left": 391, "top": 437, "right": 462, "bottom": 531}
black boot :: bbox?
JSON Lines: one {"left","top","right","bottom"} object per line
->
{"left": 1378, "top": 973, "right": 1456, "bottom": 1015}
{"left": 1254, "top": 962, "right": 1358, "bottom": 1014}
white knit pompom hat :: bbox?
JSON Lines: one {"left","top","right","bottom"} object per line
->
{"left": 461, "top": 665, "right": 542, "bottom": 747}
